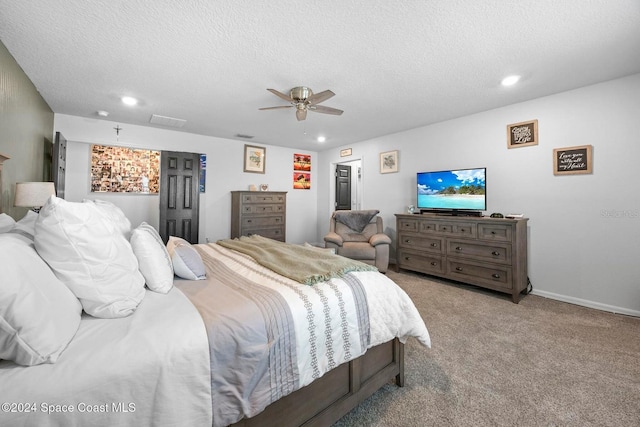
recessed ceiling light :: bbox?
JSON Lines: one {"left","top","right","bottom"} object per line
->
{"left": 121, "top": 96, "right": 138, "bottom": 106}
{"left": 97, "top": 110, "right": 109, "bottom": 117}
{"left": 317, "top": 136, "right": 326, "bottom": 143}
{"left": 501, "top": 75, "right": 521, "bottom": 86}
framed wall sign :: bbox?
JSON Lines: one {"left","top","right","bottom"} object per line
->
{"left": 243, "top": 144, "right": 266, "bottom": 174}
{"left": 507, "top": 119, "right": 538, "bottom": 148}
{"left": 340, "top": 148, "right": 352, "bottom": 157}
{"left": 553, "top": 144, "right": 593, "bottom": 175}
{"left": 380, "top": 150, "right": 399, "bottom": 174}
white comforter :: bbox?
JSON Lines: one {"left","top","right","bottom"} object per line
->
{"left": 0, "top": 288, "right": 213, "bottom": 427}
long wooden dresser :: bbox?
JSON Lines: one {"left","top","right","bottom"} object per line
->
{"left": 395, "top": 214, "right": 529, "bottom": 303}
{"left": 231, "top": 191, "right": 287, "bottom": 242}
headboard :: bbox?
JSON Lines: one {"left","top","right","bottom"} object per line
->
{"left": 0, "top": 152, "right": 10, "bottom": 213}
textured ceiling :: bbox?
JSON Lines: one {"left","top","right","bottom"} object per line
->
{"left": 1, "top": 0, "right": 639, "bottom": 150}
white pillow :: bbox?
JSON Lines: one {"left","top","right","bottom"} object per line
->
{"left": 166, "top": 235, "right": 191, "bottom": 257}
{"left": 6, "top": 210, "right": 39, "bottom": 244}
{"left": 0, "top": 213, "right": 15, "bottom": 233}
{"left": 130, "top": 222, "right": 174, "bottom": 293}
{"left": 0, "top": 235, "right": 82, "bottom": 366}
{"left": 83, "top": 198, "right": 132, "bottom": 239}
{"left": 166, "top": 236, "right": 206, "bottom": 280}
{"left": 34, "top": 196, "right": 145, "bottom": 318}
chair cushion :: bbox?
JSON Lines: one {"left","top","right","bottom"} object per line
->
{"left": 335, "top": 221, "right": 378, "bottom": 242}
{"left": 338, "top": 241, "right": 376, "bottom": 260}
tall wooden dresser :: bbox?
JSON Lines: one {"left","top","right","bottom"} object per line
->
{"left": 395, "top": 214, "right": 528, "bottom": 303}
{"left": 231, "top": 191, "right": 287, "bottom": 242}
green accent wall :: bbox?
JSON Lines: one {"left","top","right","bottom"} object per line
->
{"left": 0, "top": 40, "right": 54, "bottom": 219}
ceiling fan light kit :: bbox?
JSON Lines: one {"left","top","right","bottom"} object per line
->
{"left": 259, "top": 86, "right": 343, "bottom": 121}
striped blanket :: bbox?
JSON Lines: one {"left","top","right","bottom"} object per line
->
{"left": 176, "top": 242, "right": 431, "bottom": 427}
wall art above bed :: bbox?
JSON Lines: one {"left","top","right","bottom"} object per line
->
{"left": 90, "top": 144, "right": 160, "bottom": 193}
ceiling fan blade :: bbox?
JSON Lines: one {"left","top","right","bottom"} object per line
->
{"left": 305, "top": 90, "right": 335, "bottom": 105}
{"left": 259, "top": 105, "right": 294, "bottom": 110}
{"left": 308, "top": 105, "right": 343, "bottom": 115}
{"left": 266, "top": 88, "right": 294, "bottom": 103}
{"left": 296, "top": 109, "right": 307, "bottom": 121}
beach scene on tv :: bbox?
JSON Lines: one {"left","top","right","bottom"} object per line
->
{"left": 417, "top": 168, "right": 486, "bottom": 210}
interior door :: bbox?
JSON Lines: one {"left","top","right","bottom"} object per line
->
{"left": 53, "top": 132, "right": 67, "bottom": 199}
{"left": 159, "top": 151, "right": 200, "bottom": 244}
{"left": 335, "top": 164, "right": 351, "bottom": 210}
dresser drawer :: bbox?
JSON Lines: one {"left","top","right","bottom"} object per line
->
{"left": 241, "top": 193, "right": 286, "bottom": 204}
{"left": 397, "top": 233, "right": 442, "bottom": 254}
{"left": 397, "top": 249, "right": 444, "bottom": 274}
{"left": 447, "top": 240, "right": 512, "bottom": 264}
{"left": 437, "top": 222, "right": 476, "bottom": 237}
{"left": 246, "top": 227, "right": 285, "bottom": 241}
{"left": 398, "top": 219, "right": 419, "bottom": 232}
{"left": 242, "top": 204, "right": 285, "bottom": 214}
{"left": 242, "top": 215, "right": 284, "bottom": 228}
{"left": 447, "top": 259, "right": 512, "bottom": 290}
{"left": 478, "top": 223, "right": 513, "bottom": 242}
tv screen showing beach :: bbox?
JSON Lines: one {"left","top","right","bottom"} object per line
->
{"left": 417, "top": 168, "right": 486, "bottom": 211}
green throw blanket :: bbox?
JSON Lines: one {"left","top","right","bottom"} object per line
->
{"left": 217, "top": 235, "right": 377, "bottom": 285}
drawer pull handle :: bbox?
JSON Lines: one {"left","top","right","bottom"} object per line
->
{"left": 404, "top": 257, "right": 410, "bottom": 261}
{"left": 455, "top": 267, "right": 463, "bottom": 272}
{"left": 247, "top": 219, "right": 252, "bottom": 223}
{"left": 492, "top": 251, "right": 500, "bottom": 256}
{"left": 275, "top": 218, "right": 280, "bottom": 222}
{"left": 430, "top": 262, "right": 437, "bottom": 266}
{"left": 430, "top": 243, "right": 437, "bottom": 247}
{"left": 455, "top": 246, "right": 462, "bottom": 251}
{"left": 405, "top": 239, "right": 411, "bottom": 243}
{"left": 492, "top": 273, "right": 501, "bottom": 279}
{"left": 460, "top": 228, "right": 465, "bottom": 232}
{"left": 442, "top": 227, "right": 447, "bottom": 231}
{"left": 491, "top": 231, "right": 496, "bottom": 235}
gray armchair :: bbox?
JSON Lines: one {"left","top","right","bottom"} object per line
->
{"left": 324, "top": 210, "right": 391, "bottom": 273}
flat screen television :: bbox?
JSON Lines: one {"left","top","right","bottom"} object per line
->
{"left": 416, "top": 167, "right": 486, "bottom": 215}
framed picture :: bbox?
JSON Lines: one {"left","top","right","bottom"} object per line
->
{"left": 340, "top": 148, "right": 352, "bottom": 157}
{"left": 243, "top": 144, "right": 266, "bottom": 174}
{"left": 90, "top": 144, "right": 160, "bottom": 193}
{"left": 293, "top": 172, "right": 311, "bottom": 189}
{"left": 507, "top": 119, "right": 538, "bottom": 148}
{"left": 553, "top": 144, "right": 593, "bottom": 175}
{"left": 293, "top": 153, "right": 311, "bottom": 171}
{"left": 199, "top": 154, "right": 206, "bottom": 193}
{"left": 380, "top": 150, "right": 399, "bottom": 174}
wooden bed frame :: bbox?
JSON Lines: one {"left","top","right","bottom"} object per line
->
{"left": 231, "top": 338, "right": 404, "bottom": 427}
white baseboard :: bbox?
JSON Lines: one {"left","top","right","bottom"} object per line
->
{"left": 530, "top": 289, "right": 640, "bottom": 317}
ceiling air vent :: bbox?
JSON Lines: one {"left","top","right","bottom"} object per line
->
{"left": 149, "top": 114, "right": 186, "bottom": 128}
{"left": 235, "top": 134, "right": 254, "bottom": 139}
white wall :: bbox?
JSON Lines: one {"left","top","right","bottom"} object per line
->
{"left": 317, "top": 73, "right": 640, "bottom": 316}
{"left": 55, "top": 74, "right": 640, "bottom": 315}
{"left": 54, "top": 115, "right": 319, "bottom": 244}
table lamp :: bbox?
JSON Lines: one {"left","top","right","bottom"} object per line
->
{"left": 14, "top": 182, "right": 56, "bottom": 213}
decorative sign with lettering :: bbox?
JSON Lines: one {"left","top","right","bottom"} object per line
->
{"left": 507, "top": 119, "right": 538, "bottom": 148}
{"left": 553, "top": 145, "right": 593, "bottom": 175}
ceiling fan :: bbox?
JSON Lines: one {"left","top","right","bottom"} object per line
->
{"left": 259, "top": 86, "right": 344, "bottom": 121}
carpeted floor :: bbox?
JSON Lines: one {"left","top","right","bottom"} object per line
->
{"left": 333, "top": 269, "right": 640, "bottom": 427}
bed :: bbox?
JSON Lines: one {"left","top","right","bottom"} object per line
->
{"left": 0, "top": 196, "right": 430, "bottom": 427}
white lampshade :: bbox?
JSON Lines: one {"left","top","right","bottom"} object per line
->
{"left": 14, "top": 182, "right": 56, "bottom": 209}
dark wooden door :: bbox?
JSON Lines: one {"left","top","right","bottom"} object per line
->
{"left": 53, "top": 132, "right": 67, "bottom": 199}
{"left": 159, "top": 151, "right": 200, "bottom": 244}
{"left": 335, "top": 164, "right": 351, "bottom": 210}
